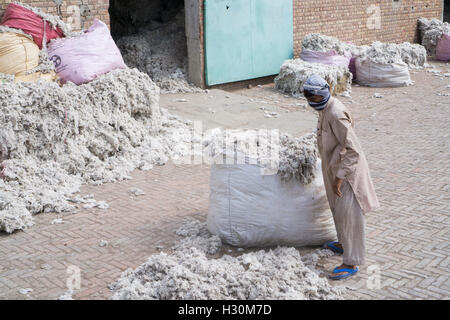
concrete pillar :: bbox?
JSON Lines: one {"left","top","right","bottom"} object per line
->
{"left": 185, "top": 0, "right": 205, "bottom": 88}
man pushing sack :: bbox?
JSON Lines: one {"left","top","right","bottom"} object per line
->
{"left": 303, "top": 75, "right": 380, "bottom": 280}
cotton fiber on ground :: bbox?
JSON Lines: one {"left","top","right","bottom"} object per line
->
{"left": 110, "top": 219, "right": 346, "bottom": 300}
{"left": 0, "top": 68, "right": 194, "bottom": 233}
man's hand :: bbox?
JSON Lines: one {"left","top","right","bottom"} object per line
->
{"left": 333, "top": 178, "right": 343, "bottom": 197}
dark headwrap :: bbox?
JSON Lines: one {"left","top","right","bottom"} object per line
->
{"left": 303, "top": 75, "right": 331, "bottom": 111}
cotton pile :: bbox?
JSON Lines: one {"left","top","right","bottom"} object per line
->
{"left": 110, "top": 219, "right": 346, "bottom": 300}
{"left": 203, "top": 129, "right": 319, "bottom": 185}
{"left": 0, "top": 68, "right": 194, "bottom": 233}
{"left": 116, "top": 10, "right": 202, "bottom": 94}
{"left": 418, "top": 17, "right": 450, "bottom": 56}
{"left": 275, "top": 59, "right": 352, "bottom": 96}
{"left": 302, "top": 33, "right": 350, "bottom": 55}
{"left": 277, "top": 132, "right": 318, "bottom": 184}
{"left": 302, "top": 33, "right": 427, "bottom": 68}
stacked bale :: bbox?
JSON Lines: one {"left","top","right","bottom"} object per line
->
{"left": 275, "top": 59, "right": 352, "bottom": 96}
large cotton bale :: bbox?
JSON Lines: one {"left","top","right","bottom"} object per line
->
{"left": 207, "top": 132, "right": 336, "bottom": 248}
{"left": 275, "top": 59, "right": 352, "bottom": 96}
{"left": 355, "top": 58, "right": 411, "bottom": 88}
{"left": 207, "top": 159, "right": 336, "bottom": 248}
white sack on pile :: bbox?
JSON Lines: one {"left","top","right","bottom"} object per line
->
{"left": 355, "top": 58, "right": 412, "bottom": 87}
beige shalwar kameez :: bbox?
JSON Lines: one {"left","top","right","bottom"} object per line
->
{"left": 317, "top": 97, "right": 379, "bottom": 265}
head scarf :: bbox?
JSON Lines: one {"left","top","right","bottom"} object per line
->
{"left": 303, "top": 75, "right": 331, "bottom": 111}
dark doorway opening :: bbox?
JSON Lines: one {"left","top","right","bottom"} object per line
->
{"left": 444, "top": 0, "right": 450, "bottom": 22}
{"left": 108, "top": 0, "right": 199, "bottom": 93}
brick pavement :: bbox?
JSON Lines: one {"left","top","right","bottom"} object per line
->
{"left": 0, "top": 163, "right": 211, "bottom": 300}
{"left": 0, "top": 64, "right": 449, "bottom": 300}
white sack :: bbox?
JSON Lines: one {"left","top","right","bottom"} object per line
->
{"left": 207, "top": 160, "right": 336, "bottom": 248}
{"left": 355, "top": 58, "right": 412, "bottom": 87}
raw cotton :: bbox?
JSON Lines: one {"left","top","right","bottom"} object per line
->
{"left": 110, "top": 219, "right": 346, "bottom": 300}
{"left": 397, "top": 42, "right": 428, "bottom": 68}
{"left": 172, "top": 218, "right": 222, "bottom": 255}
{"left": 361, "top": 41, "right": 403, "bottom": 64}
{"left": 203, "top": 129, "right": 319, "bottom": 185}
{"left": 58, "top": 290, "right": 74, "bottom": 300}
{"left": 277, "top": 133, "right": 318, "bottom": 184}
{"left": 418, "top": 17, "right": 450, "bottom": 56}
{"left": 359, "top": 41, "right": 427, "bottom": 68}
{"left": 0, "top": 68, "right": 194, "bottom": 233}
{"left": 302, "top": 34, "right": 369, "bottom": 58}
{"left": 28, "top": 49, "right": 56, "bottom": 75}
{"left": 0, "top": 73, "right": 14, "bottom": 82}
{"left": 128, "top": 188, "right": 145, "bottom": 197}
{"left": 302, "top": 34, "right": 426, "bottom": 68}
{"left": 302, "top": 33, "right": 350, "bottom": 55}
{"left": 116, "top": 10, "right": 202, "bottom": 94}
{"left": 0, "top": 25, "right": 33, "bottom": 40}
{"left": 275, "top": 59, "right": 352, "bottom": 96}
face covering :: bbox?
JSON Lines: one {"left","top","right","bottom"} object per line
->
{"left": 303, "top": 75, "right": 331, "bottom": 111}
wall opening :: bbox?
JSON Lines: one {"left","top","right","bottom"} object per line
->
{"left": 444, "top": 0, "right": 450, "bottom": 22}
{"left": 109, "top": 0, "right": 202, "bottom": 92}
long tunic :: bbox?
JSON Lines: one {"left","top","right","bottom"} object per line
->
{"left": 317, "top": 97, "right": 379, "bottom": 214}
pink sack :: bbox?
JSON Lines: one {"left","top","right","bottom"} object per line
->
{"left": 436, "top": 34, "right": 450, "bottom": 62}
{"left": 48, "top": 19, "right": 126, "bottom": 85}
{"left": 300, "top": 49, "right": 352, "bottom": 68}
{"left": 0, "top": 3, "right": 64, "bottom": 49}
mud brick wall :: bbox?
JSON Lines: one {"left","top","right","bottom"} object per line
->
{"left": 0, "top": 0, "right": 110, "bottom": 31}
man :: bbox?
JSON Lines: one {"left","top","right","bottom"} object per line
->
{"left": 303, "top": 75, "right": 379, "bottom": 280}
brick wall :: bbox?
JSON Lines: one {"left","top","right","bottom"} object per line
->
{"left": 0, "top": 0, "right": 110, "bottom": 31}
{"left": 293, "top": 0, "right": 443, "bottom": 57}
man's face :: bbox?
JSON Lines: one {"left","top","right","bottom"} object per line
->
{"left": 305, "top": 95, "right": 325, "bottom": 103}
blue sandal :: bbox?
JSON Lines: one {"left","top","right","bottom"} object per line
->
{"left": 324, "top": 241, "right": 344, "bottom": 254}
{"left": 328, "top": 266, "right": 359, "bottom": 280}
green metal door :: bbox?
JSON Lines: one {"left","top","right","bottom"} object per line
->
{"left": 204, "top": 0, "right": 293, "bottom": 86}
